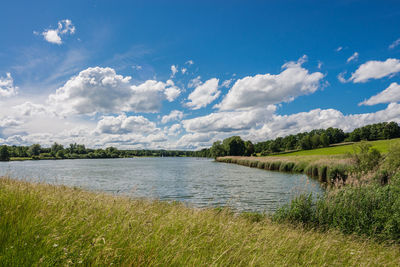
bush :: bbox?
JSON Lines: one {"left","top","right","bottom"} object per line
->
{"left": 274, "top": 173, "right": 400, "bottom": 241}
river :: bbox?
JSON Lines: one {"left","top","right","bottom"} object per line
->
{"left": 0, "top": 157, "right": 323, "bottom": 212}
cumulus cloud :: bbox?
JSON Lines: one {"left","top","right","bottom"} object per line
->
{"left": 350, "top": 58, "right": 400, "bottom": 83}
{"left": 389, "top": 38, "right": 400, "bottom": 49}
{"left": 95, "top": 114, "right": 157, "bottom": 134}
{"left": 161, "top": 110, "right": 183, "bottom": 124}
{"left": 182, "top": 105, "right": 276, "bottom": 133}
{"left": 48, "top": 67, "right": 181, "bottom": 116}
{"left": 216, "top": 56, "right": 324, "bottom": 111}
{"left": 0, "top": 73, "right": 18, "bottom": 97}
{"left": 186, "top": 78, "right": 220, "bottom": 110}
{"left": 170, "top": 65, "right": 178, "bottom": 77}
{"left": 347, "top": 52, "right": 359, "bottom": 63}
{"left": 181, "top": 68, "right": 187, "bottom": 74}
{"left": 41, "top": 19, "right": 75, "bottom": 45}
{"left": 13, "top": 102, "right": 52, "bottom": 117}
{"left": 359, "top": 82, "right": 400, "bottom": 106}
{"left": 337, "top": 71, "right": 348, "bottom": 83}
{"left": 0, "top": 116, "right": 22, "bottom": 128}
{"left": 167, "top": 123, "right": 182, "bottom": 136}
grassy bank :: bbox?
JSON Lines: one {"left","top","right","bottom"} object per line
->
{"left": 217, "top": 155, "right": 351, "bottom": 183}
{"left": 271, "top": 138, "right": 399, "bottom": 157}
{"left": 1, "top": 177, "right": 400, "bottom": 266}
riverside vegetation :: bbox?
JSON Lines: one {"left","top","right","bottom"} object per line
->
{"left": 1, "top": 177, "right": 400, "bottom": 266}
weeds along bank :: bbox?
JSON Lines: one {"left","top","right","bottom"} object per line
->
{"left": 216, "top": 155, "right": 352, "bottom": 184}
{"left": 1, "top": 177, "right": 400, "bottom": 266}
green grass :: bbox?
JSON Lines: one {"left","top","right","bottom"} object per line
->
{"left": 1, "top": 177, "right": 400, "bottom": 266}
{"left": 274, "top": 138, "right": 400, "bottom": 156}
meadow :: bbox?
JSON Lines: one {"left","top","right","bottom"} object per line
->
{"left": 1, "top": 177, "right": 400, "bottom": 266}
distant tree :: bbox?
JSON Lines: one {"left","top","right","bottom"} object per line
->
{"left": 56, "top": 150, "right": 65, "bottom": 159}
{"left": 51, "top": 142, "right": 64, "bottom": 156}
{"left": 320, "top": 133, "right": 329, "bottom": 147}
{"left": 0, "top": 145, "right": 10, "bottom": 161}
{"left": 300, "top": 135, "right": 312, "bottom": 150}
{"left": 311, "top": 134, "right": 321, "bottom": 148}
{"left": 383, "top": 122, "right": 400, "bottom": 139}
{"left": 210, "top": 141, "right": 226, "bottom": 158}
{"left": 28, "top": 144, "right": 41, "bottom": 156}
{"left": 223, "top": 136, "right": 245, "bottom": 156}
{"left": 244, "top": 141, "right": 255, "bottom": 156}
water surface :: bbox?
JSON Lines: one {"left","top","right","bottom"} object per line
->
{"left": 0, "top": 157, "right": 323, "bottom": 212}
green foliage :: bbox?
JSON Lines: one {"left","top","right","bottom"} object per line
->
{"left": 0, "top": 145, "right": 10, "bottom": 161}
{"left": 351, "top": 142, "right": 382, "bottom": 174}
{"left": 210, "top": 141, "right": 226, "bottom": 158}
{"left": 274, "top": 194, "right": 314, "bottom": 224}
{"left": 222, "top": 136, "right": 246, "bottom": 156}
{"left": 28, "top": 144, "right": 41, "bottom": 156}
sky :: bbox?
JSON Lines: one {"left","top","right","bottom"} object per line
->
{"left": 1, "top": 0, "right": 400, "bottom": 150}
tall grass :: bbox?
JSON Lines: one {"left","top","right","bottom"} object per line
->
{"left": 217, "top": 156, "right": 350, "bottom": 184}
{"left": 1, "top": 177, "right": 400, "bottom": 265}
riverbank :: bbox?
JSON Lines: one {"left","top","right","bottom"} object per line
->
{"left": 1, "top": 177, "right": 399, "bottom": 266}
{"left": 216, "top": 155, "right": 352, "bottom": 183}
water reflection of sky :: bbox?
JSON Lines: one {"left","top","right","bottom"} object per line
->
{"left": 0, "top": 158, "right": 324, "bottom": 213}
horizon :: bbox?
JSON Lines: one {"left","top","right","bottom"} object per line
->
{"left": 1, "top": 0, "right": 400, "bottom": 150}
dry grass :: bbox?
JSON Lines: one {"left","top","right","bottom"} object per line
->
{"left": 1, "top": 177, "right": 400, "bottom": 266}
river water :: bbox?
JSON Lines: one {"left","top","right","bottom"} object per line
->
{"left": 0, "top": 157, "right": 323, "bottom": 212}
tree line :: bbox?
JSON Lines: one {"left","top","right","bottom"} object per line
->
{"left": 0, "top": 142, "right": 194, "bottom": 161}
{"left": 1, "top": 121, "right": 399, "bottom": 161}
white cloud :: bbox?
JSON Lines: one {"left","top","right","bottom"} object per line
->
{"left": 132, "top": 65, "right": 142, "bottom": 70}
{"left": 181, "top": 68, "right": 187, "bottom": 74}
{"left": 0, "top": 73, "right": 18, "bottom": 97}
{"left": 317, "top": 61, "right": 323, "bottom": 69}
{"left": 95, "top": 114, "right": 157, "bottom": 134}
{"left": 359, "top": 82, "right": 400, "bottom": 106}
{"left": 185, "top": 60, "right": 194, "bottom": 65}
{"left": 336, "top": 46, "right": 343, "bottom": 52}
{"left": 182, "top": 105, "right": 276, "bottom": 133}
{"left": 216, "top": 56, "right": 324, "bottom": 111}
{"left": 167, "top": 123, "right": 182, "bottom": 136}
{"left": 161, "top": 110, "right": 184, "bottom": 124}
{"left": 221, "top": 79, "right": 233, "bottom": 88}
{"left": 41, "top": 19, "right": 75, "bottom": 45}
{"left": 48, "top": 67, "right": 181, "bottom": 116}
{"left": 389, "top": 38, "right": 400, "bottom": 49}
{"left": 347, "top": 52, "right": 359, "bottom": 63}
{"left": 186, "top": 78, "right": 220, "bottom": 110}
{"left": 188, "top": 76, "right": 202, "bottom": 88}
{"left": 350, "top": 58, "right": 400, "bottom": 83}
{"left": 170, "top": 65, "right": 178, "bottom": 77}
{"left": 0, "top": 116, "right": 22, "bottom": 128}
{"left": 164, "top": 80, "right": 181, "bottom": 102}
{"left": 337, "top": 71, "right": 348, "bottom": 83}
{"left": 13, "top": 102, "right": 52, "bottom": 117}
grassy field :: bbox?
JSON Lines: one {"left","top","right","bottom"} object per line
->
{"left": 1, "top": 177, "right": 400, "bottom": 266}
{"left": 273, "top": 138, "right": 400, "bottom": 157}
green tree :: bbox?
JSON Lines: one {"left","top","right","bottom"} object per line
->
{"left": 0, "top": 145, "right": 10, "bottom": 161}
{"left": 300, "top": 135, "right": 312, "bottom": 150}
{"left": 210, "top": 141, "right": 226, "bottom": 158}
{"left": 320, "top": 133, "right": 329, "bottom": 147}
{"left": 28, "top": 144, "right": 41, "bottom": 156}
{"left": 244, "top": 141, "right": 255, "bottom": 156}
{"left": 223, "top": 136, "right": 245, "bottom": 156}
{"left": 311, "top": 134, "right": 320, "bottom": 148}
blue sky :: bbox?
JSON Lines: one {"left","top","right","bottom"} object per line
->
{"left": 1, "top": 0, "right": 400, "bottom": 149}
